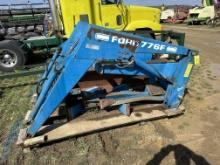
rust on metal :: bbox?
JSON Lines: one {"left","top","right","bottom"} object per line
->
{"left": 146, "top": 85, "right": 165, "bottom": 96}
{"left": 99, "top": 99, "right": 116, "bottom": 109}
{"left": 88, "top": 104, "right": 165, "bottom": 121}
{"left": 78, "top": 71, "right": 147, "bottom": 92}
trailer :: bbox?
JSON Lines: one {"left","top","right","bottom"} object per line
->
{"left": 0, "top": 3, "right": 50, "bottom": 39}
{"left": 161, "top": 6, "right": 189, "bottom": 23}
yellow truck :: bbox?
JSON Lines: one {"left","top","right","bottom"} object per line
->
{"left": 51, "top": 0, "right": 162, "bottom": 37}
{"left": 0, "top": 0, "right": 162, "bottom": 71}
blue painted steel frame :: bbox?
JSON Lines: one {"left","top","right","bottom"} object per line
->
{"left": 27, "top": 21, "right": 196, "bottom": 136}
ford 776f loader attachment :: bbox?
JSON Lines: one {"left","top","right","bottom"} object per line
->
{"left": 17, "top": 21, "right": 199, "bottom": 147}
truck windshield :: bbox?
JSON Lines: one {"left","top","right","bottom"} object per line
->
{"left": 101, "top": 0, "right": 117, "bottom": 5}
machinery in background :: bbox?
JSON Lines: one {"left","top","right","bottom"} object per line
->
{"left": 17, "top": 21, "right": 199, "bottom": 147}
{"left": 212, "top": 0, "right": 220, "bottom": 26}
{"left": 186, "top": 0, "right": 220, "bottom": 26}
{"left": 0, "top": 0, "right": 162, "bottom": 72}
{"left": 161, "top": 6, "right": 189, "bottom": 23}
{"left": 161, "top": 8, "right": 175, "bottom": 22}
{"left": 0, "top": 3, "right": 50, "bottom": 40}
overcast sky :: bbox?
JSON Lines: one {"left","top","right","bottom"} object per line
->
{"left": 0, "top": 0, "right": 201, "bottom": 6}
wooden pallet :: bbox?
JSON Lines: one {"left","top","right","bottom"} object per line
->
{"left": 17, "top": 104, "right": 184, "bottom": 147}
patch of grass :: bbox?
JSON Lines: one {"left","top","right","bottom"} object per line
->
{"left": 0, "top": 75, "right": 38, "bottom": 164}
{"left": 178, "top": 122, "right": 190, "bottom": 130}
{"left": 213, "top": 90, "right": 219, "bottom": 94}
{"left": 211, "top": 106, "right": 219, "bottom": 111}
{"left": 75, "top": 138, "right": 90, "bottom": 156}
{"left": 196, "top": 96, "right": 203, "bottom": 100}
{"left": 201, "top": 81, "right": 213, "bottom": 89}
{"left": 206, "top": 70, "right": 211, "bottom": 74}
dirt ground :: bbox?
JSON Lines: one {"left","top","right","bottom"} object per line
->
{"left": 0, "top": 25, "right": 220, "bottom": 165}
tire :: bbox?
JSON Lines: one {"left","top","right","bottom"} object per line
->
{"left": 0, "top": 40, "right": 26, "bottom": 72}
{"left": 207, "top": 19, "right": 217, "bottom": 28}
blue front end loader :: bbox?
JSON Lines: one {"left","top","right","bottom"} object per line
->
{"left": 17, "top": 22, "right": 199, "bottom": 147}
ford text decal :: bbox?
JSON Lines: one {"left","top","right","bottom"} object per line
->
{"left": 95, "top": 33, "right": 178, "bottom": 53}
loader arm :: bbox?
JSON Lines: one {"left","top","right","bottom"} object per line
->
{"left": 26, "top": 21, "right": 199, "bottom": 137}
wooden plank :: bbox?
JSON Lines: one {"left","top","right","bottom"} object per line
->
{"left": 24, "top": 111, "right": 32, "bottom": 124}
{"left": 22, "top": 107, "right": 183, "bottom": 147}
{"left": 16, "top": 129, "right": 27, "bottom": 146}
